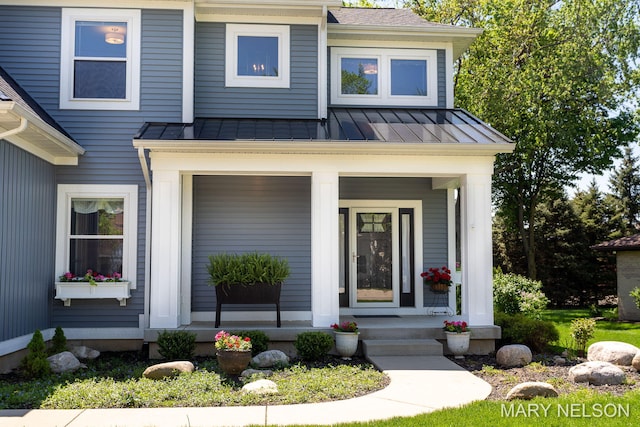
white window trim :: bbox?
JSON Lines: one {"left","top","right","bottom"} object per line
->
{"left": 60, "top": 8, "right": 141, "bottom": 110}
{"left": 331, "top": 47, "right": 438, "bottom": 107}
{"left": 225, "top": 23, "right": 290, "bottom": 89}
{"left": 55, "top": 184, "right": 138, "bottom": 289}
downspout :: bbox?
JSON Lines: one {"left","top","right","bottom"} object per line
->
{"left": 137, "top": 147, "right": 152, "bottom": 329}
{"left": 0, "top": 116, "right": 28, "bottom": 140}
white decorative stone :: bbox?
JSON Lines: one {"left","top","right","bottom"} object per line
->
{"left": 242, "top": 379, "right": 278, "bottom": 395}
{"left": 47, "top": 351, "right": 83, "bottom": 373}
{"left": 569, "top": 361, "right": 626, "bottom": 385}
{"left": 251, "top": 350, "right": 289, "bottom": 368}
{"left": 143, "top": 361, "right": 195, "bottom": 380}
{"left": 496, "top": 344, "right": 532, "bottom": 367}
{"left": 506, "top": 382, "right": 558, "bottom": 400}
{"left": 587, "top": 341, "right": 640, "bottom": 366}
{"left": 71, "top": 345, "right": 100, "bottom": 360}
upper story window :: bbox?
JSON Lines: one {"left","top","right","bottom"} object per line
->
{"left": 331, "top": 48, "right": 437, "bottom": 106}
{"left": 225, "top": 24, "right": 290, "bottom": 88}
{"left": 60, "top": 9, "right": 140, "bottom": 110}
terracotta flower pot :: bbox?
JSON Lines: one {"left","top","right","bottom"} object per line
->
{"left": 216, "top": 350, "right": 252, "bottom": 375}
{"left": 430, "top": 282, "right": 450, "bottom": 294}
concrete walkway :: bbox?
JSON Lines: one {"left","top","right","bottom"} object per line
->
{"left": 0, "top": 356, "right": 492, "bottom": 427}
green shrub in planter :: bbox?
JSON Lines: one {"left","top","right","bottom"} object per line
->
{"left": 157, "top": 330, "right": 197, "bottom": 360}
{"left": 207, "top": 252, "right": 290, "bottom": 286}
{"left": 294, "top": 332, "right": 333, "bottom": 361}
{"left": 21, "top": 329, "right": 51, "bottom": 378}
{"left": 495, "top": 312, "right": 559, "bottom": 353}
{"left": 231, "top": 330, "right": 269, "bottom": 356}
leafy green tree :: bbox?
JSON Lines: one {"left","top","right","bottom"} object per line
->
{"left": 411, "top": 0, "right": 640, "bottom": 280}
{"left": 609, "top": 146, "right": 640, "bottom": 235}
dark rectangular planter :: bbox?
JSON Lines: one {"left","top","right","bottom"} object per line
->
{"left": 215, "top": 282, "right": 282, "bottom": 327}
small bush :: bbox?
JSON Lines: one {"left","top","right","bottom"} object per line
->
{"left": 630, "top": 287, "right": 640, "bottom": 309}
{"left": 157, "top": 330, "right": 196, "bottom": 360}
{"left": 49, "top": 326, "right": 67, "bottom": 355}
{"left": 493, "top": 269, "right": 549, "bottom": 318}
{"left": 570, "top": 317, "right": 596, "bottom": 357}
{"left": 495, "top": 312, "right": 559, "bottom": 353}
{"left": 293, "top": 332, "right": 333, "bottom": 361}
{"left": 21, "top": 329, "right": 51, "bottom": 378}
{"left": 603, "top": 307, "right": 618, "bottom": 321}
{"left": 231, "top": 330, "right": 269, "bottom": 356}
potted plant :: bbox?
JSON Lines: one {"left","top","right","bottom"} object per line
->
{"left": 421, "top": 266, "right": 452, "bottom": 294}
{"left": 330, "top": 321, "right": 359, "bottom": 359}
{"left": 214, "top": 330, "right": 252, "bottom": 375}
{"left": 207, "top": 252, "right": 290, "bottom": 327}
{"left": 55, "top": 270, "right": 131, "bottom": 306}
{"left": 443, "top": 320, "right": 470, "bottom": 359}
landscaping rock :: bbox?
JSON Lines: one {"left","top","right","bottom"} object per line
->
{"left": 142, "top": 361, "right": 194, "bottom": 380}
{"left": 633, "top": 351, "right": 640, "bottom": 372}
{"left": 496, "top": 344, "right": 532, "bottom": 367}
{"left": 70, "top": 345, "right": 100, "bottom": 360}
{"left": 506, "top": 382, "right": 558, "bottom": 400}
{"left": 569, "top": 361, "right": 626, "bottom": 385}
{"left": 587, "top": 341, "right": 640, "bottom": 366}
{"left": 553, "top": 356, "right": 566, "bottom": 366}
{"left": 242, "top": 379, "right": 279, "bottom": 395}
{"left": 252, "top": 350, "right": 289, "bottom": 368}
{"left": 241, "top": 368, "right": 273, "bottom": 378}
{"left": 47, "top": 351, "right": 83, "bottom": 373}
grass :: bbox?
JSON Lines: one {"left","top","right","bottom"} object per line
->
{"left": 0, "top": 353, "right": 386, "bottom": 409}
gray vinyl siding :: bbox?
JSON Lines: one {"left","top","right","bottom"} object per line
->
{"left": 0, "top": 141, "right": 55, "bottom": 342}
{"left": 328, "top": 48, "right": 447, "bottom": 108}
{"left": 195, "top": 23, "right": 318, "bottom": 118}
{"left": 191, "top": 176, "right": 312, "bottom": 312}
{"left": 339, "top": 177, "right": 448, "bottom": 306}
{"left": 0, "top": 6, "right": 184, "bottom": 328}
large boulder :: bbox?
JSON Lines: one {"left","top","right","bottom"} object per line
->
{"left": 70, "top": 345, "right": 100, "bottom": 360}
{"left": 251, "top": 350, "right": 289, "bottom": 368}
{"left": 47, "top": 351, "right": 83, "bottom": 373}
{"left": 569, "top": 361, "right": 626, "bottom": 385}
{"left": 506, "top": 382, "right": 558, "bottom": 400}
{"left": 633, "top": 351, "right": 640, "bottom": 372}
{"left": 496, "top": 344, "right": 532, "bottom": 368}
{"left": 587, "top": 341, "right": 639, "bottom": 366}
{"left": 143, "top": 361, "right": 195, "bottom": 380}
{"left": 242, "top": 379, "right": 278, "bottom": 395}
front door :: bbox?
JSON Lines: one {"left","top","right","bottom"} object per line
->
{"left": 350, "top": 208, "right": 399, "bottom": 307}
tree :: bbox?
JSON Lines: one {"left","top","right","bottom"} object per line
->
{"left": 609, "top": 146, "right": 640, "bottom": 235}
{"left": 411, "top": 0, "right": 640, "bottom": 279}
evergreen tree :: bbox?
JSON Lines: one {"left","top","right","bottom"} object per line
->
{"left": 609, "top": 146, "right": 640, "bottom": 235}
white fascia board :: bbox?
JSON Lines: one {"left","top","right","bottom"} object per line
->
{"left": 133, "top": 139, "right": 515, "bottom": 156}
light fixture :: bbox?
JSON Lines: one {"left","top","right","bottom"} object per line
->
{"left": 105, "top": 27, "right": 124, "bottom": 45}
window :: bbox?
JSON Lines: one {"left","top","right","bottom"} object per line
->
{"left": 60, "top": 9, "right": 140, "bottom": 110}
{"left": 331, "top": 48, "right": 438, "bottom": 106}
{"left": 56, "top": 185, "right": 138, "bottom": 288}
{"left": 225, "top": 24, "right": 290, "bottom": 88}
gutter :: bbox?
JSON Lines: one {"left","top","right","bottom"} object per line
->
{"left": 0, "top": 116, "right": 27, "bottom": 140}
{"left": 137, "top": 147, "right": 152, "bottom": 329}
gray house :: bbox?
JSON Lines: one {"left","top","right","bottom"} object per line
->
{"left": 0, "top": 0, "right": 513, "bottom": 369}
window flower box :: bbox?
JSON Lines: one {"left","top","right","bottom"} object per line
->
{"left": 55, "top": 281, "right": 131, "bottom": 306}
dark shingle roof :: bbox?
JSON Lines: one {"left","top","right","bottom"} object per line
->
{"left": 328, "top": 7, "right": 454, "bottom": 29}
{"left": 136, "top": 108, "right": 512, "bottom": 146}
{"left": 592, "top": 234, "right": 640, "bottom": 252}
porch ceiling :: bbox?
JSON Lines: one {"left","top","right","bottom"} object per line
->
{"left": 134, "top": 108, "right": 514, "bottom": 155}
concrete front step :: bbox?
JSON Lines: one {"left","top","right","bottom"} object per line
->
{"left": 362, "top": 338, "right": 443, "bottom": 357}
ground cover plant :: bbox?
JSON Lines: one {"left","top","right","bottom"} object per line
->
{"left": 0, "top": 351, "right": 387, "bottom": 409}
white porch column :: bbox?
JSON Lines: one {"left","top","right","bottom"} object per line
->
{"left": 149, "top": 170, "right": 182, "bottom": 329}
{"left": 311, "top": 171, "right": 340, "bottom": 327}
{"left": 460, "top": 173, "right": 494, "bottom": 325}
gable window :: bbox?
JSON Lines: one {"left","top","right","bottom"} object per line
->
{"left": 60, "top": 9, "right": 140, "bottom": 110}
{"left": 225, "top": 24, "right": 290, "bottom": 88}
{"left": 56, "top": 185, "right": 138, "bottom": 288}
{"left": 331, "top": 48, "right": 437, "bottom": 106}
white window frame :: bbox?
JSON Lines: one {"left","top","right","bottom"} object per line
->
{"left": 60, "top": 8, "right": 141, "bottom": 110}
{"left": 55, "top": 184, "right": 138, "bottom": 289}
{"left": 331, "top": 47, "right": 438, "bottom": 107}
{"left": 225, "top": 24, "right": 290, "bottom": 88}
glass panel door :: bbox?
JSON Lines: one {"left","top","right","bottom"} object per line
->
{"left": 351, "top": 208, "right": 398, "bottom": 307}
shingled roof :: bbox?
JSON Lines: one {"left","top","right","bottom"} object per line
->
{"left": 328, "top": 7, "right": 454, "bottom": 29}
{"left": 592, "top": 233, "right": 640, "bottom": 251}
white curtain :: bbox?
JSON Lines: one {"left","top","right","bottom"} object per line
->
{"left": 72, "top": 199, "right": 123, "bottom": 214}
